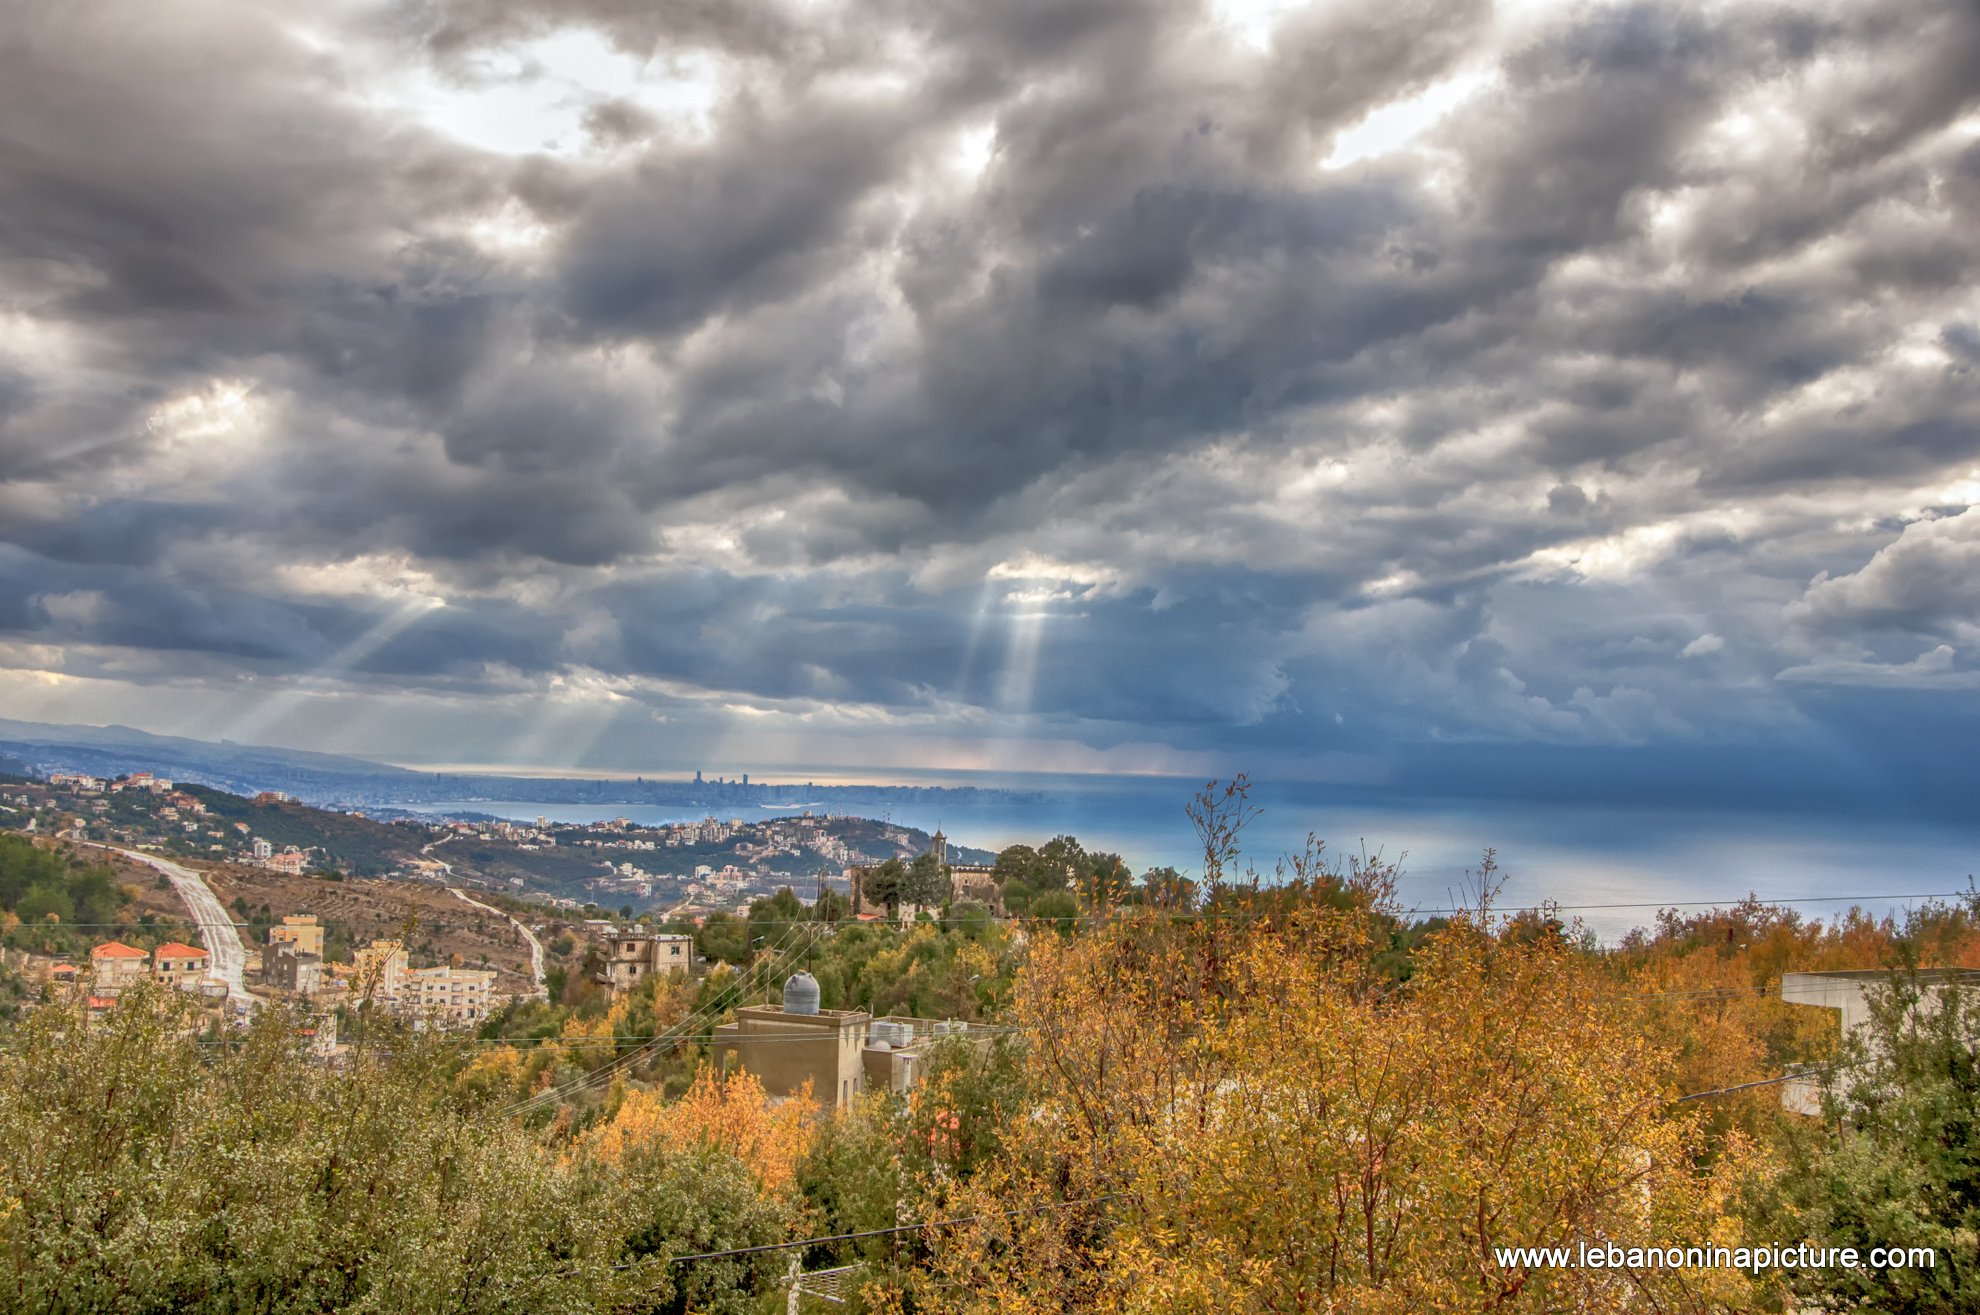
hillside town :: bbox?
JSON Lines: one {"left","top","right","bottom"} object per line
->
{"left": 1, "top": 769, "right": 986, "bottom": 918}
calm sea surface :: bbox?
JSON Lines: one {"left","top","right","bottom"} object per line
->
{"left": 398, "top": 775, "right": 1979, "bottom": 942}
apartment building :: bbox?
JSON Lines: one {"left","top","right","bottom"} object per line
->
{"left": 1778, "top": 968, "right": 1980, "bottom": 1114}
{"left": 352, "top": 939, "right": 409, "bottom": 1002}
{"left": 268, "top": 914, "right": 325, "bottom": 959}
{"left": 402, "top": 965, "right": 495, "bottom": 1024}
{"left": 151, "top": 942, "right": 209, "bottom": 989}
{"left": 265, "top": 941, "right": 325, "bottom": 996}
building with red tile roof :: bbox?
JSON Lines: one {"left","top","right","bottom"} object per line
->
{"left": 152, "top": 942, "right": 210, "bottom": 989}
{"left": 90, "top": 941, "right": 150, "bottom": 994}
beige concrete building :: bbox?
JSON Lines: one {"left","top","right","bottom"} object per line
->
{"left": 269, "top": 914, "right": 325, "bottom": 959}
{"left": 947, "top": 865, "right": 1003, "bottom": 915}
{"left": 860, "top": 1016, "right": 997, "bottom": 1094}
{"left": 151, "top": 942, "right": 209, "bottom": 989}
{"left": 712, "top": 973, "right": 871, "bottom": 1109}
{"left": 352, "top": 939, "right": 410, "bottom": 1003}
{"left": 89, "top": 941, "right": 150, "bottom": 994}
{"left": 402, "top": 965, "right": 495, "bottom": 1025}
{"left": 1779, "top": 968, "right": 1980, "bottom": 1114}
{"left": 597, "top": 930, "right": 697, "bottom": 995}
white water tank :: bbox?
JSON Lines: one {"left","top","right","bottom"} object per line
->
{"left": 782, "top": 971, "right": 821, "bottom": 1016}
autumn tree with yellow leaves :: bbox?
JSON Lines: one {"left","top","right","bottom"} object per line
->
{"left": 914, "top": 862, "right": 1778, "bottom": 1314}
{"left": 585, "top": 1066, "right": 814, "bottom": 1195}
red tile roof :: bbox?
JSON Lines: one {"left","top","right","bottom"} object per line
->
{"left": 153, "top": 942, "right": 209, "bottom": 960}
{"left": 91, "top": 941, "right": 149, "bottom": 959}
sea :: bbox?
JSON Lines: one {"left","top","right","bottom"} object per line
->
{"left": 393, "top": 774, "right": 1980, "bottom": 943}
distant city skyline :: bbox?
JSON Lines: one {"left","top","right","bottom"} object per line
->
{"left": 3, "top": 0, "right": 1979, "bottom": 819}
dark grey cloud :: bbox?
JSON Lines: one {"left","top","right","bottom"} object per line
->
{"left": 3, "top": 0, "right": 1980, "bottom": 791}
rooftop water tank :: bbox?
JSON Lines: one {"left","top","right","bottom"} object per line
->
{"left": 782, "top": 971, "right": 821, "bottom": 1016}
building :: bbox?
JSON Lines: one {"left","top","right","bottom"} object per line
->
{"left": 269, "top": 914, "right": 325, "bottom": 959}
{"left": 712, "top": 973, "right": 871, "bottom": 1109}
{"left": 947, "top": 865, "right": 1003, "bottom": 915}
{"left": 346, "top": 939, "right": 491, "bottom": 1024}
{"left": 352, "top": 939, "right": 410, "bottom": 1003}
{"left": 401, "top": 965, "right": 495, "bottom": 1024}
{"left": 264, "top": 941, "right": 325, "bottom": 996}
{"left": 89, "top": 941, "right": 150, "bottom": 993}
{"left": 596, "top": 931, "right": 697, "bottom": 995}
{"left": 861, "top": 1015, "right": 997, "bottom": 1095}
{"left": 151, "top": 942, "right": 209, "bottom": 989}
{"left": 251, "top": 837, "right": 273, "bottom": 862}
{"left": 1778, "top": 968, "right": 1980, "bottom": 1114}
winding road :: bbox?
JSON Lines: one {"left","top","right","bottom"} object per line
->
{"left": 446, "top": 885, "right": 547, "bottom": 999}
{"left": 106, "top": 847, "right": 257, "bottom": 1008}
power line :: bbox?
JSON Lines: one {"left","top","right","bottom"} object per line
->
{"left": 494, "top": 918, "right": 821, "bottom": 1119}
{"left": 1673, "top": 1068, "right": 1827, "bottom": 1103}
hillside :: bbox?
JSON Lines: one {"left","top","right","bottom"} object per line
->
{"left": 179, "top": 786, "right": 426, "bottom": 876}
{"left": 194, "top": 863, "right": 550, "bottom": 994}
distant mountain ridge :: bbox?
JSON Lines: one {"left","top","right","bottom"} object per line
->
{"left": 0, "top": 717, "right": 416, "bottom": 774}
{"left": 0, "top": 718, "right": 1046, "bottom": 811}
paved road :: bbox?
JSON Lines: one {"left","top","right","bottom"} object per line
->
{"left": 108, "top": 847, "right": 256, "bottom": 1007}
{"left": 446, "top": 885, "right": 547, "bottom": 999}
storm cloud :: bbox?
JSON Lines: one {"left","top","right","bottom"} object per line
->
{"left": 2, "top": 0, "right": 1979, "bottom": 797}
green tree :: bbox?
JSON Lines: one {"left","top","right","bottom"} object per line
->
{"left": 862, "top": 858, "right": 906, "bottom": 915}
{"left": 746, "top": 887, "right": 805, "bottom": 952}
{"left": 0, "top": 988, "right": 796, "bottom": 1314}
{"left": 903, "top": 851, "right": 951, "bottom": 909}
{"left": 813, "top": 888, "right": 850, "bottom": 924}
{"left": 1769, "top": 969, "right": 1980, "bottom": 1312}
{"left": 1027, "top": 889, "right": 1080, "bottom": 934}
{"left": 14, "top": 883, "right": 74, "bottom": 924}
{"left": 1139, "top": 865, "right": 1197, "bottom": 910}
{"left": 696, "top": 911, "right": 750, "bottom": 966}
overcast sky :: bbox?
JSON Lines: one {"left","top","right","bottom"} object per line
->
{"left": 2, "top": 0, "right": 1978, "bottom": 808}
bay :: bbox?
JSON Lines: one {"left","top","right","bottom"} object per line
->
{"left": 396, "top": 774, "right": 1980, "bottom": 942}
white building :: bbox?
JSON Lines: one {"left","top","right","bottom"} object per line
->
{"left": 1779, "top": 969, "right": 1980, "bottom": 1114}
{"left": 402, "top": 965, "right": 495, "bottom": 1024}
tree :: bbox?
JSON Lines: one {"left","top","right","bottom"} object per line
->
{"left": 863, "top": 858, "right": 906, "bottom": 915}
{"left": 1077, "top": 852, "right": 1132, "bottom": 906}
{"left": 950, "top": 899, "right": 995, "bottom": 941}
{"left": 1026, "top": 890, "right": 1079, "bottom": 934}
{"left": 903, "top": 851, "right": 951, "bottom": 910}
{"left": 1035, "top": 836, "right": 1085, "bottom": 888}
{"left": 746, "top": 887, "right": 805, "bottom": 952}
{"left": 1768, "top": 970, "right": 1980, "bottom": 1312}
{"left": 0, "top": 989, "right": 796, "bottom": 1313}
{"left": 1138, "top": 866, "right": 1197, "bottom": 911}
{"left": 813, "top": 889, "right": 850, "bottom": 924}
{"left": 697, "top": 912, "right": 750, "bottom": 966}
{"left": 924, "top": 894, "right": 1771, "bottom": 1313}
{"left": 585, "top": 1067, "right": 813, "bottom": 1196}
{"left": 991, "top": 844, "right": 1043, "bottom": 889}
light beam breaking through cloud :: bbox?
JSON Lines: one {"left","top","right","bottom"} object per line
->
{"left": 0, "top": 0, "right": 1976, "bottom": 813}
